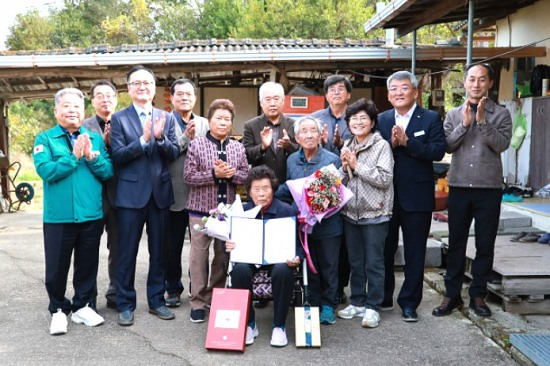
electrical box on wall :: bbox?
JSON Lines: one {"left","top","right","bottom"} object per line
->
{"left": 432, "top": 89, "right": 445, "bottom": 107}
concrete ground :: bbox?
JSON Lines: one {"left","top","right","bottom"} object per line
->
{"left": 0, "top": 211, "right": 518, "bottom": 366}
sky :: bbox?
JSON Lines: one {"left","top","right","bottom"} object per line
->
{"left": 0, "top": 0, "right": 64, "bottom": 50}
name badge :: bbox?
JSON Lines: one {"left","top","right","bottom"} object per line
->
{"left": 414, "top": 130, "right": 425, "bottom": 137}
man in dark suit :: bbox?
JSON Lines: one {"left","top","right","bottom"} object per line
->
{"left": 110, "top": 65, "right": 179, "bottom": 326}
{"left": 378, "top": 71, "right": 446, "bottom": 322}
{"left": 243, "top": 81, "right": 298, "bottom": 185}
{"left": 83, "top": 80, "right": 119, "bottom": 309}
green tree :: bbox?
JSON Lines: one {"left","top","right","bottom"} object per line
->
{"left": 8, "top": 101, "right": 55, "bottom": 154}
{"left": 5, "top": 10, "right": 54, "bottom": 50}
{"left": 196, "top": 0, "right": 242, "bottom": 39}
{"left": 150, "top": 0, "right": 199, "bottom": 42}
{"left": 230, "top": 0, "right": 376, "bottom": 39}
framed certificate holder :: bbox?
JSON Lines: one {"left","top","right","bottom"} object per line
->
{"left": 205, "top": 288, "right": 251, "bottom": 352}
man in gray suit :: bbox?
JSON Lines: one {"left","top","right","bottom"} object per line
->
{"left": 82, "top": 80, "right": 119, "bottom": 309}
{"left": 164, "top": 79, "right": 209, "bottom": 307}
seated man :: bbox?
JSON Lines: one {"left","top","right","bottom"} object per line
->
{"left": 225, "top": 165, "right": 302, "bottom": 347}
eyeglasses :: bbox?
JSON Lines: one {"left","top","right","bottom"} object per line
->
{"left": 388, "top": 86, "right": 413, "bottom": 93}
{"left": 93, "top": 93, "right": 117, "bottom": 100}
{"left": 349, "top": 116, "right": 371, "bottom": 123}
{"left": 128, "top": 81, "right": 155, "bottom": 88}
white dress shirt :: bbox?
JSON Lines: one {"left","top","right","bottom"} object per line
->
{"left": 394, "top": 104, "right": 417, "bottom": 132}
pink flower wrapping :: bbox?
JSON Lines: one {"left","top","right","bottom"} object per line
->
{"left": 286, "top": 164, "right": 353, "bottom": 273}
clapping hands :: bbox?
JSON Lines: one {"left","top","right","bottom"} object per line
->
{"left": 214, "top": 159, "right": 236, "bottom": 179}
{"left": 73, "top": 133, "right": 93, "bottom": 160}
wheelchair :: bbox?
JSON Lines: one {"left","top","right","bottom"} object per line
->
{"left": 251, "top": 265, "right": 305, "bottom": 307}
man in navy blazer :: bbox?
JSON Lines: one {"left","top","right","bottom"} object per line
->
{"left": 110, "top": 65, "right": 179, "bottom": 326}
{"left": 378, "top": 71, "right": 446, "bottom": 322}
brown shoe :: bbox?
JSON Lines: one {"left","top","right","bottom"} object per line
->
{"left": 432, "top": 296, "right": 464, "bottom": 317}
{"left": 469, "top": 297, "right": 491, "bottom": 317}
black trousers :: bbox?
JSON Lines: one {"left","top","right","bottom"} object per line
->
{"left": 163, "top": 209, "right": 189, "bottom": 296}
{"left": 444, "top": 187, "right": 502, "bottom": 299}
{"left": 43, "top": 219, "right": 103, "bottom": 315}
{"left": 384, "top": 201, "right": 432, "bottom": 310}
{"left": 308, "top": 235, "right": 341, "bottom": 309}
{"left": 102, "top": 198, "right": 118, "bottom": 302}
{"left": 231, "top": 263, "right": 294, "bottom": 327}
{"left": 337, "top": 233, "right": 350, "bottom": 297}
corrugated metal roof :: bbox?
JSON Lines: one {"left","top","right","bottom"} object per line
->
{"left": 0, "top": 38, "right": 545, "bottom": 100}
{"left": 364, "top": 0, "right": 538, "bottom": 37}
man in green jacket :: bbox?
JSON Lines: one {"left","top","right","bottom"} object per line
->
{"left": 33, "top": 88, "right": 114, "bottom": 335}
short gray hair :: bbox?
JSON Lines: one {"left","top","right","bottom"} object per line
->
{"left": 259, "top": 82, "right": 285, "bottom": 101}
{"left": 386, "top": 71, "right": 418, "bottom": 89}
{"left": 293, "top": 115, "right": 323, "bottom": 136}
{"left": 54, "top": 88, "right": 85, "bottom": 106}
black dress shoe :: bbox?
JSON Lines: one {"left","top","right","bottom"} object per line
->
{"left": 402, "top": 308, "right": 418, "bottom": 322}
{"left": 432, "top": 296, "right": 464, "bottom": 317}
{"left": 149, "top": 305, "right": 175, "bottom": 320}
{"left": 117, "top": 310, "right": 134, "bottom": 326}
{"left": 469, "top": 297, "right": 492, "bottom": 317}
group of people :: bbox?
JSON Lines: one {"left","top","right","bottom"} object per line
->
{"left": 33, "top": 63, "right": 512, "bottom": 348}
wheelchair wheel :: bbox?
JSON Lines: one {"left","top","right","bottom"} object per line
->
{"left": 15, "top": 182, "right": 34, "bottom": 202}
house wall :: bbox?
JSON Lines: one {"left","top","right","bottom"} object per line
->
{"left": 155, "top": 86, "right": 374, "bottom": 136}
{"left": 154, "top": 87, "right": 260, "bottom": 136}
{"left": 495, "top": 0, "right": 550, "bottom": 100}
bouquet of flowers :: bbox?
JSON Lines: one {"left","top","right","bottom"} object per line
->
{"left": 305, "top": 167, "right": 343, "bottom": 215}
{"left": 286, "top": 164, "right": 353, "bottom": 273}
{"left": 192, "top": 195, "right": 261, "bottom": 241}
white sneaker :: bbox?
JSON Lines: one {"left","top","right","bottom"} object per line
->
{"left": 362, "top": 309, "right": 380, "bottom": 328}
{"left": 50, "top": 309, "right": 68, "bottom": 335}
{"left": 71, "top": 304, "right": 104, "bottom": 327}
{"left": 245, "top": 324, "right": 259, "bottom": 345}
{"left": 337, "top": 304, "right": 366, "bottom": 319}
{"left": 270, "top": 327, "right": 288, "bottom": 347}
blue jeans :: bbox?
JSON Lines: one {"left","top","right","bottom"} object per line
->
{"left": 344, "top": 220, "right": 388, "bottom": 311}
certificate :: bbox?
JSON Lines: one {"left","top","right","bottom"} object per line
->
{"left": 229, "top": 216, "right": 296, "bottom": 265}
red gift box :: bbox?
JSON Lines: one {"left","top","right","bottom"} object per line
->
{"left": 205, "top": 288, "right": 251, "bottom": 352}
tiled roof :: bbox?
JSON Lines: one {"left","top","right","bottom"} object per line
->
{"left": 2, "top": 38, "right": 383, "bottom": 56}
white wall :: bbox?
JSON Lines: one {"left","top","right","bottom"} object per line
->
{"left": 203, "top": 88, "right": 259, "bottom": 135}
{"left": 495, "top": 0, "right": 550, "bottom": 100}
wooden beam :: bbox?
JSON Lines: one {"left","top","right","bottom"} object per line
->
{"left": 396, "top": 0, "right": 466, "bottom": 37}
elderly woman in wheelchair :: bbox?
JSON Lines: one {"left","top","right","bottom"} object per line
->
{"left": 225, "top": 165, "right": 303, "bottom": 348}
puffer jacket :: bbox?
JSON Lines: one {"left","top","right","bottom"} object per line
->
{"left": 340, "top": 132, "right": 394, "bottom": 221}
